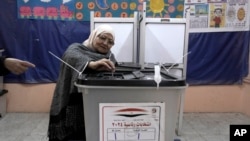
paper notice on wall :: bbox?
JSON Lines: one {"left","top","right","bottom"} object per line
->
{"left": 99, "top": 103, "right": 165, "bottom": 141}
{"left": 226, "top": 0, "right": 248, "bottom": 28}
{"left": 185, "top": 4, "right": 209, "bottom": 28}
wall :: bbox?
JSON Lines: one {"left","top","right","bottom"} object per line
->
{"left": 5, "top": 84, "right": 54, "bottom": 113}
{"left": 184, "top": 85, "right": 242, "bottom": 113}
{"left": 241, "top": 79, "right": 250, "bottom": 116}
{"left": 3, "top": 82, "right": 250, "bottom": 116}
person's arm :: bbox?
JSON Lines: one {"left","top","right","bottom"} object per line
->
{"left": 0, "top": 56, "right": 10, "bottom": 76}
{"left": 0, "top": 57, "right": 35, "bottom": 75}
{"left": 88, "top": 58, "right": 115, "bottom": 72}
{"left": 3, "top": 58, "right": 35, "bottom": 75}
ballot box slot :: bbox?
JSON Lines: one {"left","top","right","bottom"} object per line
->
{"left": 77, "top": 69, "right": 186, "bottom": 87}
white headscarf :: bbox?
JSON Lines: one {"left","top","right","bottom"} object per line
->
{"left": 83, "top": 24, "right": 115, "bottom": 48}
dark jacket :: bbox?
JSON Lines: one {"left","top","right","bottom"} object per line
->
{"left": 0, "top": 56, "right": 10, "bottom": 76}
{"left": 48, "top": 43, "right": 116, "bottom": 140}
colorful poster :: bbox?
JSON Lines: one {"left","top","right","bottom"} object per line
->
{"left": 145, "top": 0, "right": 184, "bottom": 18}
{"left": 18, "top": 0, "right": 76, "bottom": 20}
{"left": 17, "top": 0, "right": 185, "bottom": 21}
{"left": 99, "top": 103, "right": 165, "bottom": 141}
{"left": 209, "top": 3, "right": 226, "bottom": 28}
{"left": 81, "top": 0, "right": 140, "bottom": 20}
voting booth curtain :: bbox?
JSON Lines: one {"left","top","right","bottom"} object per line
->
{"left": 0, "top": 0, "right": 249, "bottom": 85}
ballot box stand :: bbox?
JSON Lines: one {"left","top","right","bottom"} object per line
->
{"left": 76, "top": 83, "right": 186, "bottom": 141}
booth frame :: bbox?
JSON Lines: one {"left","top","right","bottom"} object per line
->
{"left": 139, "top": 2, "right": 190, "bottom": 136}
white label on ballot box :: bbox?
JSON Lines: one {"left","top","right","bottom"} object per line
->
{"left": 99, "top": 103, "right": 165, "bottom": 141}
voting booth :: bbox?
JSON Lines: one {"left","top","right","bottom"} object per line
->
{"left": 75, "top": 3, "right": 189, "bottom": 141}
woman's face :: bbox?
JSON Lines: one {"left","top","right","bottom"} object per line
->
{"left": 92, "top": 33, "right": 114, "bottom": 54}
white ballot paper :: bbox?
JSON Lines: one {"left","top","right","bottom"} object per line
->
{"left": 99, "top": 103, "right": 165, "bottom": 141}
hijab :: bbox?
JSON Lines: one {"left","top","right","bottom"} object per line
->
{"left": 83, "top": 24, "right": 115, "bottom": 48}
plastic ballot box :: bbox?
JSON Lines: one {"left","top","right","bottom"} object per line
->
{"left": 75, "top": 67, "right": 186, "bottom": 141}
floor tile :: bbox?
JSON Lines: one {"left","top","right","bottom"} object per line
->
{"left": 0, "top": 112, "right": 249, "bottom": 141}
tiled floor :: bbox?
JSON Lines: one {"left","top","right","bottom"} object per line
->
{"left": 0, "top": 113, "right": 249, "bottom": 141}
{"left": 0, "top": 113, "right": 49, "bottom": 141}
{"left": 178, "top": 113, "right": 250, "bottom": 141}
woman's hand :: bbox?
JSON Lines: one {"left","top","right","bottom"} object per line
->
{"left": 88, "top": 58, "right": 115, "bottom": 72}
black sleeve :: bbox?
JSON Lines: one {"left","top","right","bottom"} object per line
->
{"left": 0, "top": 56, "right": 10, "bottom": 76}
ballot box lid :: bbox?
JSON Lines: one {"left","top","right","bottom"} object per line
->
{"left": 77, "top": 68, "right": 186, "bottom": 87}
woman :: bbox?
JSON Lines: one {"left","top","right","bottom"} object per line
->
{"left": 48, "top": 24, "right": 116, "bottom": 141}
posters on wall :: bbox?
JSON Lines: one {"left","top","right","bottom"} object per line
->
{"left": 17, "top": 0, "right": 184, "bottom": 21}
{"left": 17, "top": 0, "right": 249, "bottom": 32}
{"left": 185, "top": 0, "right": 249, "bottom": 32}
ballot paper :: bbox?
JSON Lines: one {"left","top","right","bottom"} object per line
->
{"left": 99, "top": 103, "right": 165, "bottom": 141}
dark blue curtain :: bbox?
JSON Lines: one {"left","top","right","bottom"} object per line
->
{"left": 0, "top": 0, "right": 249, "bottom": 85}
{"left": 187, "top": 32, "right": 249, "bottom": 85}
